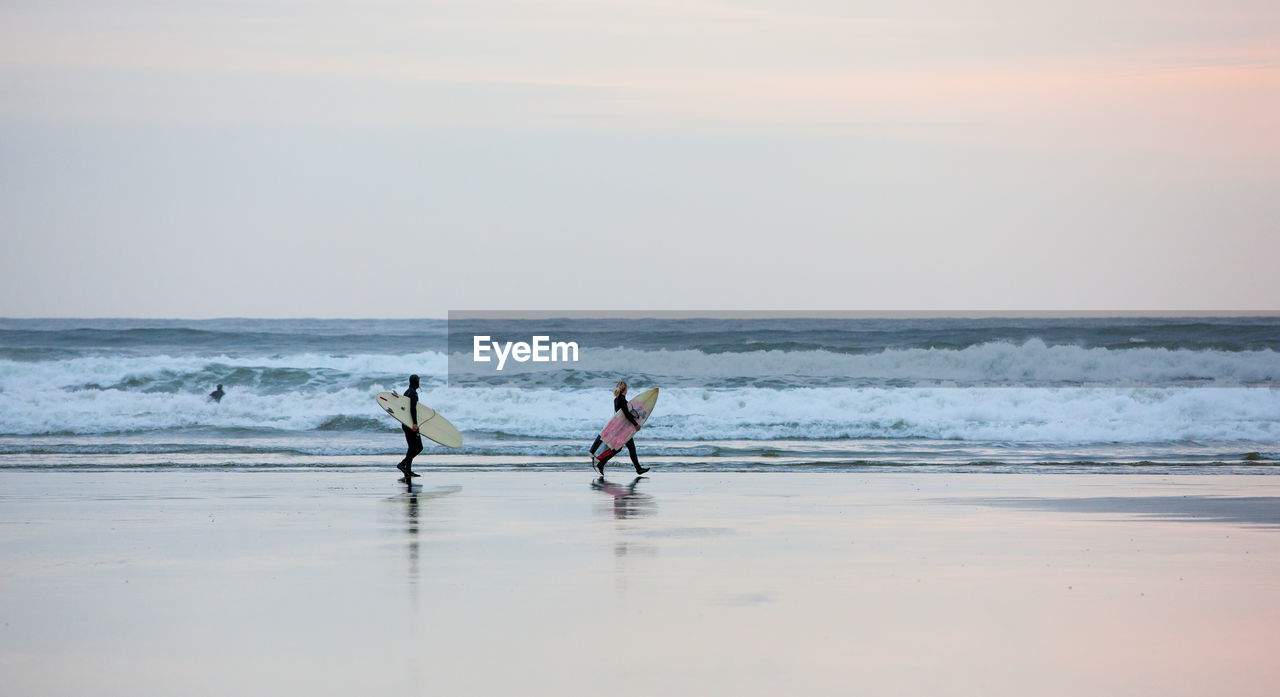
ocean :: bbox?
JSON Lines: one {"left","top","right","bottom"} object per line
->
{"left": 1, "top": 316, "right": 1277, "bottom": 473}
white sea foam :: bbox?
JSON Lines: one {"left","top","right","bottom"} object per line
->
{"left": 1, "top": 380, "right": 1276, "bottom": 443}
{"left": 1, "top": 344, "right": 1276, "bottom": 442}
{"left": 3, "top": 341, "right": 1277, "bottom": 393}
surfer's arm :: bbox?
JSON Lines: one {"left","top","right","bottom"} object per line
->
{"left": 409, "top": 395, "right": 420, "bottom": 431}
{"left": 616, "top": 396, "right": 640, "bottom": 427}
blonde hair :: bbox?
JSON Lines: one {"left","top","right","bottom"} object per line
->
{"left": 613, "top": 381, "right": 628, "bottom": 396}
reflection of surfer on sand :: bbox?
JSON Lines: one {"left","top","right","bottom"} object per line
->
{"left": 592, "top": 476, "right": 655, "bottom": 519}
{"left": 588, "top": 380, "right": 651, "bottom": 476}
{"left": 383, "top": 485, "right": 460, "bottom": 591}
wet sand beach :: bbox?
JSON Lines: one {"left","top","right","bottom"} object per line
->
{"left": 2, "top": 471, "right": 1278, "bottom": 696}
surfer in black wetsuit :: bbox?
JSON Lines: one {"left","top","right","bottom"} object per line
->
{"left": 208, "top": 384, "right": 225, "bottom": 403}
{"left": 588, "top": 380, "right": 649, "bottom": 477}
{"left": 398, "top": 374, "right": 423, "bottom": 478}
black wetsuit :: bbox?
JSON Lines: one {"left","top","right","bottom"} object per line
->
{"left": 209, "top": 387, "right": 225, "bottom": 403}
{"left": 399, "top": 385, "right": 423, "bottom": 470}
{"left": 590, "top": 394, "right": 642, "bottom": 469}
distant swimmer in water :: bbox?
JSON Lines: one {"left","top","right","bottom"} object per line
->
{"left": 208, "top": 384, "right": 225, "bottom": 403}
{"left": 397, "top": 374, "right": 424, "bottom": 479}
{"left": 588, "top": 380, "right": 649, "bottom": 476}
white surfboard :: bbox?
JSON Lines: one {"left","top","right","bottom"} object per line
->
{"left": 374, "top": 392, "right": 463, "bottom": 449}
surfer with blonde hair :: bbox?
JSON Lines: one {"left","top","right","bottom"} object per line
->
{"left": 588, "top": 380, "right": 649, "bottom": 476}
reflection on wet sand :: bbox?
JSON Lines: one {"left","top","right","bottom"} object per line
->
{"left": 386, "top": 483, "right": 462, "bottom": 587}
{"left": 591, "top": 476, "right": 656, "bottom": 520}
{"left": 404, "top": 484, "right": 421, "bottom": 586}
{"left": 592, "top": 476, "right": 658, "bottom": 596}
{"left": 8, "top": 472, "right": 1280, "bottom": 697}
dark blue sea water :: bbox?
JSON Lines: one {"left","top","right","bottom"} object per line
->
{"left": 0, "top": 317, "right": 1276, "bottom": 472}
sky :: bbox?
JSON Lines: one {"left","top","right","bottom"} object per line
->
{"left": 1, "top": 0, "right": 1277, "bottom": 317}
